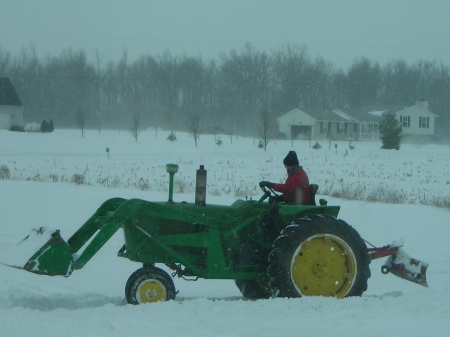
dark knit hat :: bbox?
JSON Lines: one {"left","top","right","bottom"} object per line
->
{"left": 283, "top": 151, "right": 299, "bottom": 166}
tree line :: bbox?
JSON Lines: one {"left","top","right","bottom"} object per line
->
{"left": 0, "top": 43, "right": 449, "bottom": 140}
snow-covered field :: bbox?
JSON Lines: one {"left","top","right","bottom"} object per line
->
{"left": 0, "top": 129, "right": 449, "bottom": 337}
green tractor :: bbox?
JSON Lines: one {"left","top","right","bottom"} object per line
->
{"left": 15, "top": 164, "right": 428, "bottom": 304}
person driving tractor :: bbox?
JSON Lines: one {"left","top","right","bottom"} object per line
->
{"left": 259, "top": 151, "right": 311, "bottom": 205}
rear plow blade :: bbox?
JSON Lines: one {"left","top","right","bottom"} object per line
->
{"left": 382, "top": 248, "right": 429, "bottom": 287}
{"left": 22, "top": 230, "right": 73, "bottom": 277}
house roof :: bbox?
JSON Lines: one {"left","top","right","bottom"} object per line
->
{"left": 332, "top": 108, "right": 360, "bottom": 122}
{"left": 311, "top": 108, "right": 349, "bottom": 122}
{"left": 0, "top": 78, "right": 22, "bottom": 106}
{"left": 395, "top": 105, "right": 439, "bottom": 118}
{"left": 363, "top": 110, "right": 387, "bottom": 123}
{"left": 276, "top": 108, "right": 304, "bottom": 121}
{"left": 277, "top": 108, "right": 368, "bottom": 123}
{"left": 367, "top": 110, "right": 386, "bottom": 117}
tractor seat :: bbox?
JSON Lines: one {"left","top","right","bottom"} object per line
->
{"left": 308, "top": 184, "right": 319, "bottom": 205}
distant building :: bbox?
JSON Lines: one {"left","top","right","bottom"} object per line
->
{"left": 0, "top": 78, "right": 23, "bottom": 130}
{"left": 393, "top": 100, "right": 438, "bottom": 141}
{"left": 276, "top": 100, "right": 439, "bottom": 142}
{"left": 276, "top": 108, "right": 378, "bottom": 141}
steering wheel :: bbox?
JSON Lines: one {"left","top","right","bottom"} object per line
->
{"left": 260, "top": 186, "right": 282, "bottom": 204}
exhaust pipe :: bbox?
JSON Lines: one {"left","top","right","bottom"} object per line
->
{"left": 195, "top": 165, "right": 207, "bottom": 206}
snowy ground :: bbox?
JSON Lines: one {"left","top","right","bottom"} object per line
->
{"left": 0, "top": 129, "right": 449, "bottom": 337}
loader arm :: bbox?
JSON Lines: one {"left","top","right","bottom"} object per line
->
{"left": 23, "top": 198, "right": 127, "bottom": 276}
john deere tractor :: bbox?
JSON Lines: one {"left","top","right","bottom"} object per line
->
{"left": 14, "top": 164, "right": 428, "bottom": 304}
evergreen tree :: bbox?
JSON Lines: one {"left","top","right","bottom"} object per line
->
{"left": 47, "top": 120, "right": 54, "bottom": 132}
{"left": 379, "top": 113, "right": 402, "bottom": 150}
{"left": 40, "top": 119, "right": 47, "bottom": 133}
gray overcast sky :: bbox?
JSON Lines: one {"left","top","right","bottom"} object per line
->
{"left": 1, "top": 0, "right": 450, "bottom": 69}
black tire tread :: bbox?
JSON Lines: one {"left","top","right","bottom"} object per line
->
{"left": 125, "top": 266, "right": 176, "bottom": 304}
{"left": 268, "top": 214, "right": 371, "bottom": 298}
{"left": 235, "top": 279, "right": 272, "bottom": 300}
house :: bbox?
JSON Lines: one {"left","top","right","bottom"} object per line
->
{"left": 393, "top": 100, "right": 438, "bottom": 141}
{"left": 0, "top": 78, "right": 23, "bottom": 130}
{"left": 333, "top": 108, "right": 380, "bottom": 140}
{"left": 276, "top": 108, "right": 378, "bottom": 141}
{"left": 276, "top": 100, "right": 438, "bottom": 142}
{"left": 276, "top": 108, "right": 316, "bottom": 140}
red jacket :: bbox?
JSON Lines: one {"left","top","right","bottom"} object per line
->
{"left": 273, "top": 166, "right": 310, "bottom": 204}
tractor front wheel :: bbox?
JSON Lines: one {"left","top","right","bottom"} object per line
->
{"left": 268, "top": 215, "right": 371, "bottom": 298}
{"left": 125, "top": 267, "right": 176, "bottom": 304}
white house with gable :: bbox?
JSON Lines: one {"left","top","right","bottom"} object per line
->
{"left": 276, "top": 108, "right": 316, "bottom": 140}
{"left": 0, "top": 78, "right": 23, "bottom": 130}
{"left": 393, "top": 100, "right": 438, "bottom": 140}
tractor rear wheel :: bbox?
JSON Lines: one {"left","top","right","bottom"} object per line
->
{"left": 125, "top": 267, "right": 176, "bottom": 304}
{"left": 268, "top": 215, "right": 371, "bottom": 298}
{"left": 235, "top": 279, "right": 271, "bottom": 300}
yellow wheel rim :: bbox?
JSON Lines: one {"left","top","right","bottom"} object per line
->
{"left": 290, "top": 234, "right": 357, "bottom": 298}
{"left": 136, "top": 279, "right": 168, "bottom": 303}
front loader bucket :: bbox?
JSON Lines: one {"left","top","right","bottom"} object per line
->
{"left": 15, "top": 198, "right": 126, "bottom": 277}
{"left": 23, "top": 230, "right": 73, "bottom": 277}
{"left": 382, "top": 248, "right": 429, "bottom": 287}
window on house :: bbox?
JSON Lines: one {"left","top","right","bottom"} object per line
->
{"left": 337, "top": 122, "right": 346, "bottom": 134}
{"left": 419, "top": 117, "right": 429, "bottom": 128}
{"left": 320, "top": 121, "right": 329, "bottom": 134}
{"left": 400, "top": 116, "right": 410, "bottom": 127}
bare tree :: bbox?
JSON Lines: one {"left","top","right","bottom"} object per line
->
{"left": 129, "top": 109, "right": 141, "bottom": 142}
{"left": 95, "top": 110, "right": 103, "bottom": 133}
{"left": 218, "top": 44, "right": 272, "bottom": 136}
{"left": 74, "top": 108, "right": 87, "bottom": 137}
{"left": 190, "top": 113, "right": 201, "bottom": 147}
{"left": 94, "top": 49, "right": 103, "bottom": 133}
{"left": 5, "top": 43, "right": 450, "bottom": 141}
{"left": 346, "top": 57, "right": 381, "bottom": 109}
{"left": 259, "top": 107, "right": 276, "bottom": 151}
{"left": 0, "top": 46, "right": 11, "bottom": 75}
